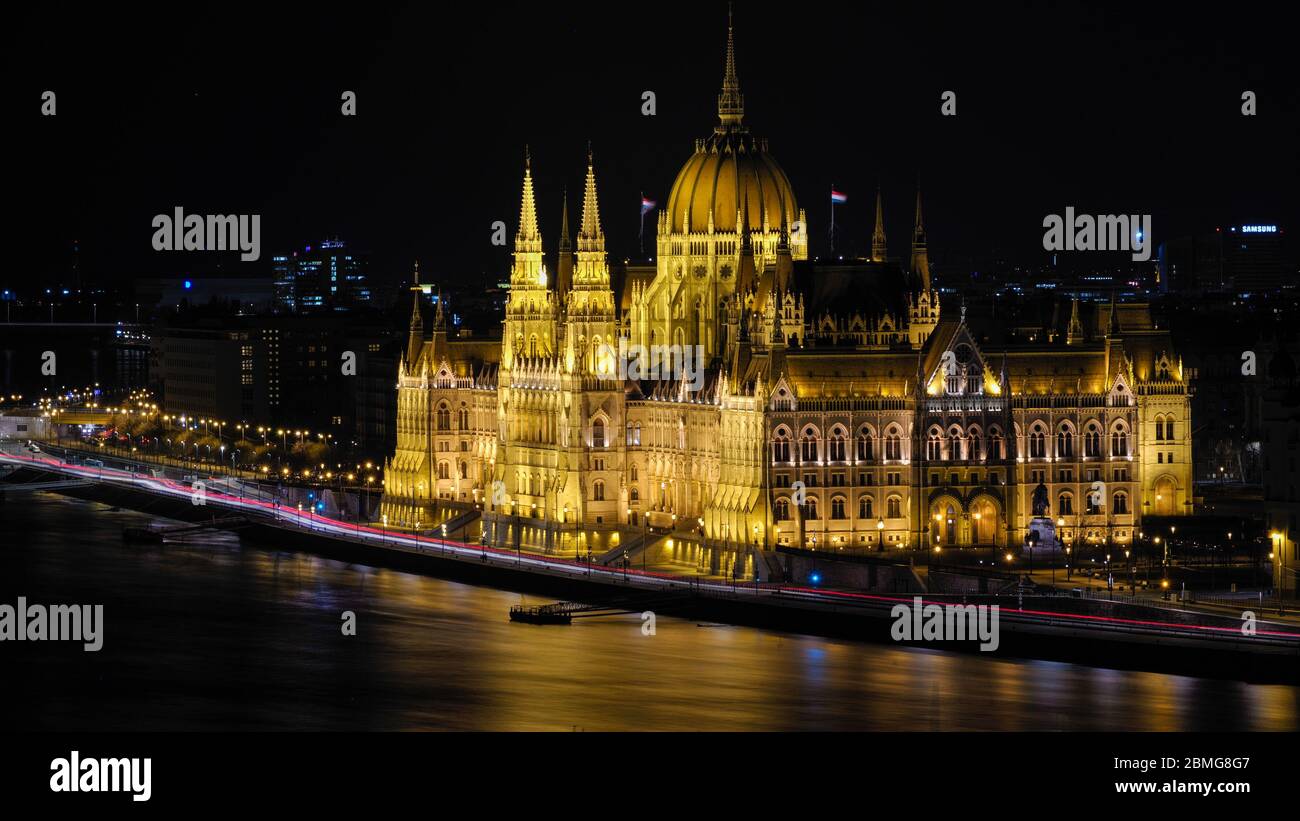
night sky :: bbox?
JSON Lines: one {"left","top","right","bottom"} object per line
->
{"left": 5, "top": 0, "right": 1297, "bottom": 292}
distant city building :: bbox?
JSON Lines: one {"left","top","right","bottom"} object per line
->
{"left": 273, "top": 240, "right": 372, "bottom": 313}
{"left": 1158, "top": 224, "right": 1288, "bottom": 294}
{"left": 151, "top": 312, "right": 399, "bottom": 455}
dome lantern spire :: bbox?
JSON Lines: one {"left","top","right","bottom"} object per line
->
{"left": 717, "top": 3, "right": 744, "bottom": 126}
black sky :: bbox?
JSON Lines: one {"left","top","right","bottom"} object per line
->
{"left": 5, "top": 0, "right": 1297, "bottom": 293}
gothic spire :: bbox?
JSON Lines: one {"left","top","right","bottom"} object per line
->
{"left": 871, "top": 185, "right": 887, "bottom": 263}
{"left": 717, "top": 3, "right": 744, "bottom": 126}
{"left": 557, "top": 189, "right": 574, "bottom": 296}
{"left": 578, "top": 145, "right": 603, "bottom": 250}
{"left": 406, "top": 260, "right": 424, "bottom": 367}
{"left": 558, "top": 189, "right": 571, "bottom": 251}
{"left": 1067, "top": 297, "right": 1083, "bottom": 345}
{"left": 516, "top": 146, "right": 541, "bottom": 252}
{"left": 910, "top": 185, "right": 931, "bottom": 290}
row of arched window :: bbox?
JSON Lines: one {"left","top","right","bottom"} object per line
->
{"left": 773, "top": 425, "right": 906, "bottom": 464}
{"left": 774, "top": 418, "right": 1137, "bottom": 465}
{"left": 435, "top": 403, "right": 472, "bottom": 431}
{"left": 1025, "top": 420, "right": 1129, "bottom": 459}
{"left": 1057, "top": 491, "right": 1129, "bottom": 515}
{"left": 774, "top": 494, "right": 903, "bottom": 521}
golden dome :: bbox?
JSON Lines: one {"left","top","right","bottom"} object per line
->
{"left": 664, "top": 13, "right": 798, "bottom": 236}
{"left": 667, "top": 132, "right": 797, "bottom": 235}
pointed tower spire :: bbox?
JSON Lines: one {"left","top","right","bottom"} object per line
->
{"left": 557, "top": 189, "right": 573, "bottom": 297}
{"left": 517, "top": 146, "right": 540, "bottom": 248}
{"left": 1067, "top": 297, "right": 1083, "bottom": 345}
{"left": 871, "top": 186, "right": 887, "bottom": 263}
{"left": 578, "top": 145, "right": 604, "bottom": 250}
{"left": 717, "top": 3, "right": 744, "bottom": 127}
{"left": 406, "top": 260, "right": 424, "bottom": 368}
{"left": 511, "top": 147, "right": 545, "bottom": 287}
{"left": 573, "top": 146, "right": 610, "bottom": 290}
{"left": 910, "top": 186, "right": 931, "bottom": 291}
{"left": 1108, "top": 294, "right": 1120, "bottom": 336}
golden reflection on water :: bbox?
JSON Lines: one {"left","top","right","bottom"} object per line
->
{"left": 8, "top": 494, "right": 1300, "bottom": 731}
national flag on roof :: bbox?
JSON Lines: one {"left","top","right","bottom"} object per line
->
{"left": 830, "top": 189, "right": 847, "bottom": 204}
{"left": 641, "top": 196, "right": 657, "bottom": 215}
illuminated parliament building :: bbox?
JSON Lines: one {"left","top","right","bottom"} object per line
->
{"left": 381, "top": 17, "right": 1192, "bottom": 578}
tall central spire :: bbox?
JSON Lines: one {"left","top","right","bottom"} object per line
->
{"left": 717, "top": 4, "right": 744, "bottom": 126}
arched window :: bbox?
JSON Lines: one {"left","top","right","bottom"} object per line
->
{"left": 437, "top": 404, "right": 451, "bottom": 431}
{"left": 437, "top": 461, "right": 449, "bottom": 479}
{"left": 1085, "top": 487, "right": 1101, "bottom": 515}
{"left": 593, "top": 480, "right": 605, "bottom": 501}
{"left": 856, "top": 428, "right": 874, "bottom": 461}
{"left": 773, "top": 430, "right": 791, "bottom": 463}
{"left": 1058, "top": 493, "right": 1074, "bottom": 515}
{"left": 804, "top": 497, "right": 819, "bottom": 520}
{"left": 1113, "top": 492, "right": 1128, "bottom": 515}
{"left": 948, "top": 426, "right": 964, "bottom": 460}
{"left": 887, "top": 496, "right": 902, "bottom": 519}
{"left": 1155, "top": 416, "right": 1165, "bottom": 441}
{"left": 1111, "top": 426, "right": 1128, "bottom": 457}
{"left": 859, "top": 495, "right": 874, "bottom": 519}
{"left": 801, "top": 429, "right": 819, "bottom": 462}
{"left": 1029, "top": 425, "right": 1046, "bottom": 458}
{"left": 458, "top": 407, "right": 469, "bottom": 429}
{"left": 630, "top": 464, "right": 638, "bottom": 481}
{"left": 630, "top": 487, "right": 639, "bottom": 502}
{"left": 989, "top": 428, "right": 1004, "bottom": 460}
{"left": 829, "top": 429, "right": 847, "bottom": 461}
{"left": 885, "top": 429, "right": 902, "bottom": 461}
{"left": 1057, "top": 425, "right": 1074, "bottom": 458}
{"left": 774, "top": 498, "right": 790, "bottom": 521}
{"left": 626, "top": 424, "right": 636, "bottom": 446}
{"left": 1164, "top": 420, "right": 1174, "bottom": 440}
{"left": 1084, "top": 423, "right": 1101, "bottom": 457}
{"left": 926, "top": 429, "right": 943, "bottom": 461}
{"left": 458, "top": 461, "right": 467, "bottom": 479}
{"left": 831, "top": 496, "right": 847, "bottom": 519}
{"left": 592, "top": 419, "right": 605, "bottom": 448}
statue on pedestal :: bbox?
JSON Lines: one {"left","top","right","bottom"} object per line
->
{"left": 1031, "top": 481, "right": 1050, "bottom": 518}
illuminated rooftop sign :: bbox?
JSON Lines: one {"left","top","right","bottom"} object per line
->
{"left": 1239, "top": 225, "right": 1278, "bottom": 233}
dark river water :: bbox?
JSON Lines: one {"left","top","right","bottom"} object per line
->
{"left": 3, "top": 493, "right": 1297, "bottom": 731}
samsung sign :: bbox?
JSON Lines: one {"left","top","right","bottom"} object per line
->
{"left": 1240, "top": 225, "right": 1278, "bottom": 233}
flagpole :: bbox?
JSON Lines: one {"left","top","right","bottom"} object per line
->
{"left": 830, "top": 185, "right": 835, "bottom": 255}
